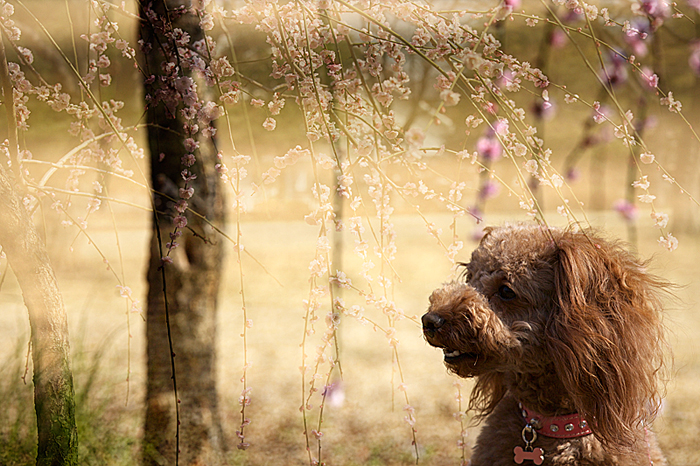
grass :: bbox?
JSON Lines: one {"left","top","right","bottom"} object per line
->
{"left": 0, "top": 329, "right": 142, "bottom": 465}
{"left": 1, "top": 211, "right": 699, "bottom": 465}
{"left": 0, "top": 337, "right": 37, "bottom": 465}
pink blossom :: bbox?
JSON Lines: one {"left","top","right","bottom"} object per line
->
{"left": 211, "top": 57, "right": 235, "bottom": 78}
{"left": 405, "top": 127, "right": 425, "bottom": 148}
{"left": 476, "top": 136, "right": 502, "bottom": 161}
{"left": 494, "top": 118, "right": 509, "bottom": 135}
{"left": 658, "top": 233, "right": 678, "bottom": 251}
{"left": 550, "top": 29, "right": 567, "bottom": 48}
{"left": 634, "top": 0, "right": 671, "bottom": 27}
{"left": 263, "top": 117, "right": 276, "bottom": 131}
{"left": 641, "top": 67, "right": 659, "bottom": 88}
{"left": 601, "top": 52, "right": 628, "bottom": 87}
{"left": 651, "top": 211, "right": 669, "bottom": 228}
{"left": 115, "top": 39, "right": 135, "bottom": 59}
{"left": 200, "top": 14, "right": 214, "bottom": 31}
{"left": 199, "top": 101, "right": 222, "bottom": 123}
{"left": 624, "top": 20, "right": 651, "bottom": 56}
{"left": 181, "top": 153, "right": 196, "bottom": 167}
{"left": 171, "top": 28, "right": 190, "bottom": 47}
{"left": 640, "top": 152, "right": 655, "bottom": 164}
{"left": 478, "top": 180, "right": 500, "bottom": 200}
{"left": 17, "top": 46, "right": 33, "bottom": 64}
{"left": 592, "top": 103, "right": 612, "bottom": 124}
{"left": 613, "top": 199, "right": 639, "bottom": 222}
{"left": 173, "top": 215, "right": 188, "bottom": 228}
{"left": 179, "top": 187, "right": 194, "bottom": 199}
{"left": 660, "top": 92, "right": 682, "bottom": 113}
{"left": 268, "top": 95, "right": 285, "bottom": 115}
{"left": 184, "top": 138, "right": 199, "bottom": 152}
{"left": 532, "top": 97, "right": 556, "bottom": 120}
{"left": 181, "top": 170, "right": 197, "bottom": 182}
{"left": 411, "top": 27, "right": 431, "bottom": 48}
{"left": 440, "top": 89, "right": 460, "bottom": 106}
{"left": 566, "top": 167, "right": 581, "bottom": 182}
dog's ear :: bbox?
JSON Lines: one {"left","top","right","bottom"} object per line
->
{"left": 546, "top": 232, "right": 666, "bottom": 450}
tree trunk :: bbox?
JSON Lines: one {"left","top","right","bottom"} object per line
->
{"left": 139, "top": 1, "right": 226, "bottom": 465}
{"left": 0, "top": 166, "right": 78, "bottom": 466}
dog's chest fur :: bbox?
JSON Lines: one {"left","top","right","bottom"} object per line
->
{"left": 467, "top": 396, "right": 663, "bottom": 466}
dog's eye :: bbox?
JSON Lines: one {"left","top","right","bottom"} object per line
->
{"left": 497, "top": 285, "right": 517, "bottom": 301}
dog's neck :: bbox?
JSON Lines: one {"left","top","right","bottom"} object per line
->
{"left": 505, "top": 366, "right": 576, "bottom": 416}
{"left": 518, "top": 402, "right": 593, "bottom": 438}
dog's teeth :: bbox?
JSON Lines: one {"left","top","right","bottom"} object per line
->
{"left": 443, "top": 349, "right": 462, "bottom": 358}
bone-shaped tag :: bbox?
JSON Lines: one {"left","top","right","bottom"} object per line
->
{"left": 513, "top": 446, "right": 544, "bottom": 465}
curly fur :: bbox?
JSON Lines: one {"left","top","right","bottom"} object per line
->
{"left": 422, "top": 224, "right": 668, "bottom": 465}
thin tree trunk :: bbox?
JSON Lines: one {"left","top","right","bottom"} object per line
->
{"left": 0, "top": 165, "right": 78, "bottom": 466}
{"left": 0, "top": 28, "right": 77, "bottom": 466}
{"left": 139, "top": 1, "right": 226, "bottom": 464}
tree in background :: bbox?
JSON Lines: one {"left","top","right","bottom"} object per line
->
{"left": 139, "top": 1, "right": 226, "bottom": 464}
{"left": 0, "top": 30, "right": 77, "bottom": 466}
{"left": 0, "top": 165, "right": 78, "bottom": 466}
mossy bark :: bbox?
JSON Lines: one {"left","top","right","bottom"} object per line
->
{"left": 0, "top": 167, "right": 78, "bottom": 466}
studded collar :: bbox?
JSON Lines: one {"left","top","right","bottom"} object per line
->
{"left": 519, "top": 403, "right": 593, "bottom": 439}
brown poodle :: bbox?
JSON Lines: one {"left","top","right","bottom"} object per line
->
{"left": 422, "top": 224, "right": 668, "bottom": 465}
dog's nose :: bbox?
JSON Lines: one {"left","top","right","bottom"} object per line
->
{"left": 422, "top": 313, "right": 445, "bottom": 336}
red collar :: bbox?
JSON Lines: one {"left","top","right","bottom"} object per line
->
{"left": 519, "top": 403, "right": 593, "bottom": 439}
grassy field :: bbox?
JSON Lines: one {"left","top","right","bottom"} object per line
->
{"left": 1, "top": 208, "right": 699, "bottom": 465}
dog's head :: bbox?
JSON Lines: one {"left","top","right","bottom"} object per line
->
{"left": 422, "top": 223, "right": 668, "bottom": 447}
